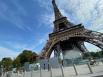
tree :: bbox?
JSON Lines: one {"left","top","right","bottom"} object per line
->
{"left": 18, "top": 50, "right": 38, "bottom": 66}
{"left": 13, "top": 57, "right": 21, "bottom": 71}
{"left": 1, "top": 57, "right": 13, "bottom": 71}
{"left": 0, "top": 61, "right": 2, "bottom": 68}
{"left": 99, "top": 51, "right": 103, "bottom": 57}
{"left": 83, "top": 51, "right": 103, "bottom": 59}
{"left": 32, "top": 52, "right": 38, "bottom": 63}
{"left": 90, "top": 52, "right": 97, "bottom": 57}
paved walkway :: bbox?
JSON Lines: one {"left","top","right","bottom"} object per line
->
{"left": 2, "top": 63, "right": 103, "bottom": 77}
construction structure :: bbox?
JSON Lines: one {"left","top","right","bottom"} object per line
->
{"left": 40, "top": 0, "right": 103, "bottom": 60}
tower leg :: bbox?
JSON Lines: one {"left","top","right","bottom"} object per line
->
{"left": 76, "top": 41, "right": 92, "bottom": 58}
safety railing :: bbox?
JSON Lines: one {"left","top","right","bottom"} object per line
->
{"left": 1, "top": 58, "right": 103, "bottom": 77}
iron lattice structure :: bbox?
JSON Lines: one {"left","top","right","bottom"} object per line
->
{"left": 40, "top": 0, "right": 103, "bottom": 59}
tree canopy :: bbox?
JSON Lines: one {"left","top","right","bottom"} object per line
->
{"left": 15, "top": 50, "right": 38, "bottom": 66}
{"left": 0, "top": 50, "right": 38, "bottom": 71}
{"left": 83, "top": 51, "right": 103, "bottom": 59}
{"left": 1, "top": 57, "right": 13, "bottom": 71}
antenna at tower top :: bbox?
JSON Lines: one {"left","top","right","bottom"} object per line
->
{"left": 52, "top": 0, "right": 63, "bottom": 20}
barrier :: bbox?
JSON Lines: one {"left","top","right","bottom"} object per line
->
{"left": 1, "top": 59, "right": 103, "bottom": 77}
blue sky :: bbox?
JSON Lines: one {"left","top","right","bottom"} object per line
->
{"left": 0, "top": 0, "right": 103, "bottom": 59}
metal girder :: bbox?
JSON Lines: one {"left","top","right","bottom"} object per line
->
{"left": 86, "top": 39, "right": 103, "bottom": 50}
{"left": 40, "top": 28, "right": 103, "bottom": 58}
{"left": 76, "top": 41, "right": 89, "bottom": 53}
{"left": 40, "top": 0, "right": 103, "bottom": 59}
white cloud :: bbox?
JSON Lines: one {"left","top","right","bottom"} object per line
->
{"left": 37, "top": 0, "right": 103, "bottom": 52}
{"left": 84, "top": 42, "right": 101, "bottom": 52}
{"left": 99, "top": 30, "right": 103, "bottom": 33}
{"left": 41, "top": 14, "right": 54, "bottom": 28}
{"left": 6, "top": 42, "right": 27, "bottom": 50}
{"left": 32, "top": 35, "right": 48, "bottom": 50}
{"left": 3, "top": 34, "right": 48, "bottom": 53}
{"left": 0, "top": 0, "right": 32, "bottom": 32}
{"left": 0, "top": 39, "right": 45, "bottom": 60}
{"left": 0, "top": 46, "right": 20, "bottom": 60}
{"left": 38, "top": 0, "right": 103, "bottom": 31}
{"left": 11, "top": 0, "right": 27, "bottom": 16}
{"left": 54, "top": 0, "right": 103, "bottom": 31}
{"left": 0, "top": 37, "right": 48, "bottom": 60}
{"left": 36, "top": 0, "right": 51, "bottom": 11}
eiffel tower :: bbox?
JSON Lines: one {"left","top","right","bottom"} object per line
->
{"left": 40, "top": 0, "right": 103, "bottom": 59}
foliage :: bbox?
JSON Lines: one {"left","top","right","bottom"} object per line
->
{"left": 17, "top": 50, "right": 38, "bottom": 66}
{"left": 13, "top": 57, "right": 21, "bottom": 70}
{"left": 0, "top": 61, "right": 2, "bottom": 67}
{"left": 1, "top": 57, "right": 13, "bottom": 71}
{"left": 0, "top": 50, "right": 38, "bottom": 71}
{"left": 83, "top": 51, "right": 103, "bottom": 59}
